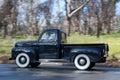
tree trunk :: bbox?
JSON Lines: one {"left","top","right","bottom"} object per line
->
{"left": 67, "top": 18, "right": 71, "bottom": 36}
{"left": 35, "top": 21, "right": 39, "bottom": 35}
{"left": 3, "top": 23, "right": 8, "bottom": 38}
{"left": 97, "top": 22, "right": 102, "bottom": 38}
{"left": 12, "top": 22, "right": 17, "bottom": 37}
{"left": 107, "top": 19, "right": 111, "bottom": 34}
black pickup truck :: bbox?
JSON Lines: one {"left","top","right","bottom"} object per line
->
{"left": 10, "top": 28, "right": 109, "bottom": 70}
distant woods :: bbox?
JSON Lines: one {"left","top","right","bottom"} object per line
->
{"left": 0, "top": 0, "right": 120, "bottom": 38}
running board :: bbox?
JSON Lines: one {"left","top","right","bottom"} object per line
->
{"left": 39, "top": 59, "right": 68, "bottom": 62}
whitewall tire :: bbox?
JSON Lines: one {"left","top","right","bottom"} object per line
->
{"left": 74, "top": 54, "right": 91, "bottom": 70}
{"left": 16, "top": 53, "right": 30, "bottom": 68}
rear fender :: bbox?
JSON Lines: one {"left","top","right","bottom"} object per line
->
{"left": 70, "top": 48, "right": 101, "bottom": 62}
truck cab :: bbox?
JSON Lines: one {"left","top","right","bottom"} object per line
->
{"left": 37, "top": 28, "right": 66, "bottom": 59}
{"left": 10, "top": 28, "right": 109, "bottom": 70}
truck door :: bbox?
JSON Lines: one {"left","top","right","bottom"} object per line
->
{"left": 38, "top": 30, "right": 59, "bottom": 59}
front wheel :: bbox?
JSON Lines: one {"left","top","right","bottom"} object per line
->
{"left": 74, "top": 54, "right": 91, "bottom": 70}
{"left": 16, "top": 53, "right": 30, "bottom": 68}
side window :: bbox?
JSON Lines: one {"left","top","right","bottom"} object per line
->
{"left": 40, "top": 31, "right": 57, "bottom": 42}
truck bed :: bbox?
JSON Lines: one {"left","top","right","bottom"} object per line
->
{"left": 61, "top": 43, "right": 108, "bottom": 59}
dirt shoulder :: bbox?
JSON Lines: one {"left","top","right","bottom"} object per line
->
{"left": 96, "top": 58, "right": 120, "bottom": 68}
{"left": 0, "top": 54, "right": 15, "bottom": 64}
{"left": 0, "top": 54, "right": 120, "bottom": 68}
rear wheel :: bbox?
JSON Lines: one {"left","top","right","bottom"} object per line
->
{"left": 74, "top": 54, "right": 91, "bottom": 70}
{"left": 16, "top": 53, "right": 30, "bottom": 68}
{"left": 30, "top": 62, "right": 40, "bottom": 67}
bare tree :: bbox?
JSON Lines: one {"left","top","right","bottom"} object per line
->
{"left": 11, "top": 0, "right": 18, "bottom": 37}
{"left": 84, "top": 0, "right": 116, "bottom": 37}
{"left": 1, "top": 0, "right": 13, "bottom": 38}
{"left": 0, "top": 0, "right": 119, "bottom": 38}
{"left": 65, "top": 0, "right": 90, "bottom": 36}
{"left": 101, "top": 0, "right": 116, "bottom": 34}
{"left": 20, "top": 0, "right": 43, "bottom": 36}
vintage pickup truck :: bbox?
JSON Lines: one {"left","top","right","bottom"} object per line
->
{"left": 10, "top": 28, "right": 109, "bottom": 70}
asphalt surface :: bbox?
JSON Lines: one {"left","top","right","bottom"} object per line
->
{"left": 0, "top": 63, "right": 120, "bottom": 80}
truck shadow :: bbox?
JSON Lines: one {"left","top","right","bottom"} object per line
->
{"left": 14, "top": 65, "right": 120, "bottom": 74}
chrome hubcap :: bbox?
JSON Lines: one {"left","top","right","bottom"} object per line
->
{"left": 20, "top": 57, "right": 26, "bottom": 63}
{"left": 80, "top": 59, "right": 86, "bottom": 65}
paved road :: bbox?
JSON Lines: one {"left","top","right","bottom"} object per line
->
{"left": 0, "top": 63, "right": 120, "bottom": 80}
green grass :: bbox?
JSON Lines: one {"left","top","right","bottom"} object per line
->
{"left": 0, "top": 33, "right": 120, "bottom": 58}
{"left": 0, "top": 35, "right": 38, "bottom": 54}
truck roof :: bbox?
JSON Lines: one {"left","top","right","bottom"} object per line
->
{"left": 44, "top": 28, "right": 66, "bottom": 34}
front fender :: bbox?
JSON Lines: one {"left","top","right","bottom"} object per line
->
{"left": 70, "top": 48, "right": 101, "bottom": 62}
{"left": 11, "top": 47, "right": 38, "bottom": 62}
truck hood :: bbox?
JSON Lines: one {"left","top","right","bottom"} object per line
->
{"left": 15, "top": 40, "right": 38, "bottom": 47}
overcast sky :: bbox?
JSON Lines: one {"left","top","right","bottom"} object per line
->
{"left": 116, "top": 2, "right": 120, "bottom": 15}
